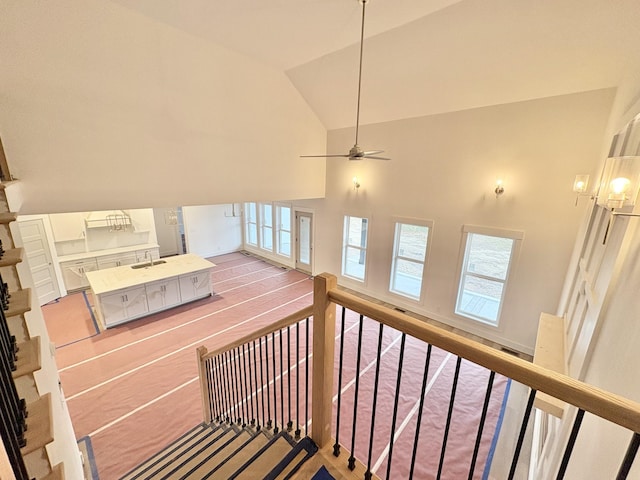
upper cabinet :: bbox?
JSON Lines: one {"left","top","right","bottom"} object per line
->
{"left": 49, "top": 212, "right": 86, "bottom": 242}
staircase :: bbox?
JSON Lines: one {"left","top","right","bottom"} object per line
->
{"left": 120, "top": 422, "right": 318, "bottom": 480}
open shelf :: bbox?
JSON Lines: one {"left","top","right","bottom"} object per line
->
{"left": 12, "top": 336, "right": 42, "bottom": 379}
{"left": 5, "top": 288, "right": 32, "bottom": 317}
{"left": 20, "top": 393, "right": 54, "bottom": 456}
{"left": 0, "top": 247, "right": 24, "bottom": 267}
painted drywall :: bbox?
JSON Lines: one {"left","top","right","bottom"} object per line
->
{"left": 0, "top": 0, "right": 326, "bottom": 214}
{"left": 297, "top": 89, "right": 615, "bottom": 353}
{"left": 182, "top": 204, "right": 242, "bottom": 258}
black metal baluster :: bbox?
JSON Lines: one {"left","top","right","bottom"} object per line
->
{"left": 231, "top": 348, "right": 242, "bottom": 424}
{"left": 215, "top": 355, "right": 228, "bottom": 422}
{"left": 287, "top": 326, "right": 292, "bottom": 431}
{"left": 295, "top": 321, "right": 301, "bottom": 439}
{"left": 243, "top": 343, "right": 255, "bottom": 426}
{"left": 234, "top": 347, "right": 246, "bottom": 426}
{"left": 264, "top": 336, "right": 272, "bottom": 429}
{"left": 556, "top": 409, "right": 585, "bottom": 479}
{"left": 508, "top": 388, "right": 537, "bottom": 480}
{"left": 616, "top": 433, "right": 640, "bottom": 480}
{"left": 212, "top": 357, "right": 224, "bottom": 423}
{"left": 365, "top": 323, "right": 385, "bottom": 480}
{"left": 348, "top": 315, "right": 365, "bottom": 471}
{"left": 437, "top": 356, "right": 462, "bottom": 480}
{"left": 0, "top": 402, "right": 29, "bottom": 480}
{"left": 409, "top": 344, "right": 433, "bottom": 479}
{"left": 468, "top": 370, "right": 496, "bottom": 479}
{"left": 333, "top": 307, "right": 347, "bottom": 457}
{"left": 0, "top": 346, "right": 25, "bottom": 444}
{"left": 260, "top": 337, "right": 270, "bottom": 429}
{"left": 254, "top": 339, "right": 263, "bottom": 430}
{"left": 279, "top": 329, "right": 285, "bottom": 433}
{"left": 272, "top": 331, "right": 279, "bottom": 434}
{"left": 385, "top": 333, "right": 406, "bottom": 480}
{"left": 305, "top": 317, "right": 310, "bottom": 437}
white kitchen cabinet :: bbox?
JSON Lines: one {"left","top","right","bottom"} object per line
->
{"left": 99, "top": 286, "right": 149, "bottom": 327}
{"left": 146, "top": 278, "right": 181, "bottom": 312}
{"left": 136, "top": 248, "right": 160, "bottom": 263}
{"left": 49, "top": 213, "right": 86, "bottom": 242}
{"left": 179, "top": 270, "right": 211, "bottom": 302}
{"left": 60, "top": 259, "right": 98, "bottom": 291}
{"left": 97, "top": 252, "right": 138, "bottom": 269}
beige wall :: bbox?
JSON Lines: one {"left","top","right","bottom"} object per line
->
{"left": 0, "top": 0, "right": 326, "bottom": 214}
{"left": 298, "top": 88, "right": 615, "bottom": 353}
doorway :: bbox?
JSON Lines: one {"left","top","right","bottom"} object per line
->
{"left": 18, "top": 219, "right": 61, "bottom": 305}
{"left": 295, "top": 211, "right": 313, "bottom": 274}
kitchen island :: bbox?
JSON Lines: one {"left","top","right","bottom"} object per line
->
{"left": 86, "top": 253, "right": 215, "bottom": 329}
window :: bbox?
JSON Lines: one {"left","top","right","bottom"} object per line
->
{"left": 245, "top": 202, "right": 257, "bottom": 246}
{"left": 260, "top": 203, "right": 273, "bottom": 251}
{"left": 389, "top": 220, "right": 432, "bottom": 300}
{"left": 455, "top": 226, "right": 523, "bottom": 326}
{"left": 342, "top": 215, "right": 369, "bottom": 281}
{"left": 276, "top": 205, "right": 292, "bottom": 257}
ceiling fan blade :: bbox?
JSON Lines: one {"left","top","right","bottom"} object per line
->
{"left": 300, "top": 154, "right": 350, "bottom": 158}
{"left": 362, "top": 150, "right": 384, "bottom": 156}
{"left": 363, "top": 155, "right": 391, "bottom": 160}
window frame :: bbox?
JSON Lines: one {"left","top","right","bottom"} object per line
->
{"left": 244, "top": 202, "right": 258, "bottom": 247}
{"left": 388, "top": 217, "right": 433, "bottom": 302}
{"left": 275, "top": 203, "right": 292, "bottom": 258}
{"left": 454, "top": 225, "right": 524, "bottom": 327}
{"left": 259, "top": 203, "right": 273, "bottom": 252}
{"left": 341, "top": 214, "right": 370, "bottom": 283}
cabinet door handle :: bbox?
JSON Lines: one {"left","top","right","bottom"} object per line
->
{"left": 124, "top": 294, "right": 128, "bottom": 302}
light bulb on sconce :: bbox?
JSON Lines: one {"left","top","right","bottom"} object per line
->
{"left": 572, "top": 174, "right": 591, "bottom": 206}
{"left": 494, "top": 179, "right": 504, "bottom": 197}
{"left": 353, "top": 176, "right": 361, "bottom": 191}
{"left": 607, "top": 176, "right": 631, "bottom": 209}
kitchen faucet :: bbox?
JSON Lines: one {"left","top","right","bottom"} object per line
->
{"left": 145, "top": 250, "right": 154, "bottom": 266}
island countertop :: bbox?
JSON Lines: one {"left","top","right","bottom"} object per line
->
{"left": 85, "top": 253, "right": 215, "bottom": 295}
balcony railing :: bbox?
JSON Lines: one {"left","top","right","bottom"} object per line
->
{"left": 198, "top": 273, "right": 640, "bottom": 479}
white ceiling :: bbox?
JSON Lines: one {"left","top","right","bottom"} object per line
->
{"left": 110, "top": 0, "right": 640, "bottom": 130}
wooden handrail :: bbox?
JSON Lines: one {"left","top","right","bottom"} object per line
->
{"left": 328, "top": 286, "right": 640, "bottom": 434}
{"left": 199, "top": 305, "right": 314, "bottom": 361}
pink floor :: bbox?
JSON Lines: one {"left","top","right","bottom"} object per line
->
{"left": 42, "top": 252, "right": 508, "bottom": 479}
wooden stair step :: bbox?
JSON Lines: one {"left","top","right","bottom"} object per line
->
{"left": 6, "top": 288, "right": 32, "bottom": 317}
{"left": 269, "top": 437, "right": 318, "bottom": 480}
{"left": 12, "top": 335, "right": 42, "bottom": 378}
{"left": 233, "top": 433, "right": 296, "bottom": 480}
{"left": 204, "top": 430, "right": 269, "bottom": 479}
{"left": 119, "top": 423, "right": 215, "bottom": 480}
{"left": 0, "top": 247, "right": 24, "bottom": 267}
{"left": 42, "top": 462, "right": 65, "bottom": 480}
{"left": 169, "top": 427, "right": 250, "bottom": 479}
{"left": 291, "top": 443, "right": 381, "bottom": 480}
{"left": 0, "top": 212, "right": 17, "bottom": 224}
{"left": 20, "top": 393, "right": 53, "bottom": 455}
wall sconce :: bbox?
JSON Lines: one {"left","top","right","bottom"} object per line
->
{"left": 597, "top": 157, "right": 640, "bottom": 210}
{"left": 494, "top": 179, "right": 504, "bottom": 197}
{"left": 572, "top": 174, "right": 591, "bottom": 206}
{"left": 353, "top": 176, "right": 361, "bottom": 191}
{"left": 596, "top": 156, "right": 640, "bottom": 243}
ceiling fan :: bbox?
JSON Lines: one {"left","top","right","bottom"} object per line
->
{"left": 301, "top": 0, "right": 390, "bottom": 161}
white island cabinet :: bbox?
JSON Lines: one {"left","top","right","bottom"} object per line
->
{"left": 86, "top": 254, "right": 214, "bottom": 328}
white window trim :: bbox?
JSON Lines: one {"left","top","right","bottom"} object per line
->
{"left": 388, "top": 217, "right": 434, "bottom": 304}
{"left": 259, "top": 203, "right": 274, "bottom": 252}
{"left": 454, "top": 224, "right": 524, "bottom": 328}
{"left": 275, "top": 202, "right": 292, "bottom": 259}
{"left": 244, "top": 202, "right": 258, "bottom": 246}
{"left": 341, "top": 214, "right": 370, "bottom": 283}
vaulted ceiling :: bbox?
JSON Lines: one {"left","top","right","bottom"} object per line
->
{"left": 103, "top": 0, "right": 640, "bottom": 129}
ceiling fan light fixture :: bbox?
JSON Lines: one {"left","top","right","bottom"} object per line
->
{"left": 301, "top": 0, "right": 390, "bottom": 162}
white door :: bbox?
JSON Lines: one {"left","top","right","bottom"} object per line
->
{"left": 18, "top": 219, "right": 61, "bottom": 305}
{"left": 295, "top": 212, "right": 313, "bottom": 274}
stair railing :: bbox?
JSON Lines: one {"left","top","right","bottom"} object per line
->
{"left": 198, "top": 305, "right": 314, "bottom": 437}
{"left": 198, "top": 273, "right": 640, "bottom": 479}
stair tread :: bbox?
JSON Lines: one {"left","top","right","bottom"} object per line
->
{"left": 12, "top": 335, "right": 42, "bottom": 378}
{"left": 273, "top": 449, "right": 308, "bottom": 480}
{"left": 42, "top": 463, "right": 65, "bottom": 480}
{"left": 202, "top": 430, "right": 269, "bottom": 479}
{"left": 160, "top": 426, "right": 248, "bottom": 479}
{"left": 0, "top": 247, "right": 24, "bottom": 267}
{"left": 233, "top": 434, "right": 294, "bottom": 480}
{"left": 119, "top": 423, "right": 214, "bottom": 480}
{"left": 6, "top": 288, "right": 32, "bottom": 317}
{"left": 20, "top": 393, "right": 53, "bottom": 455}
{"left": 0, "top": 212, "right": 17, "bottom": 224}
